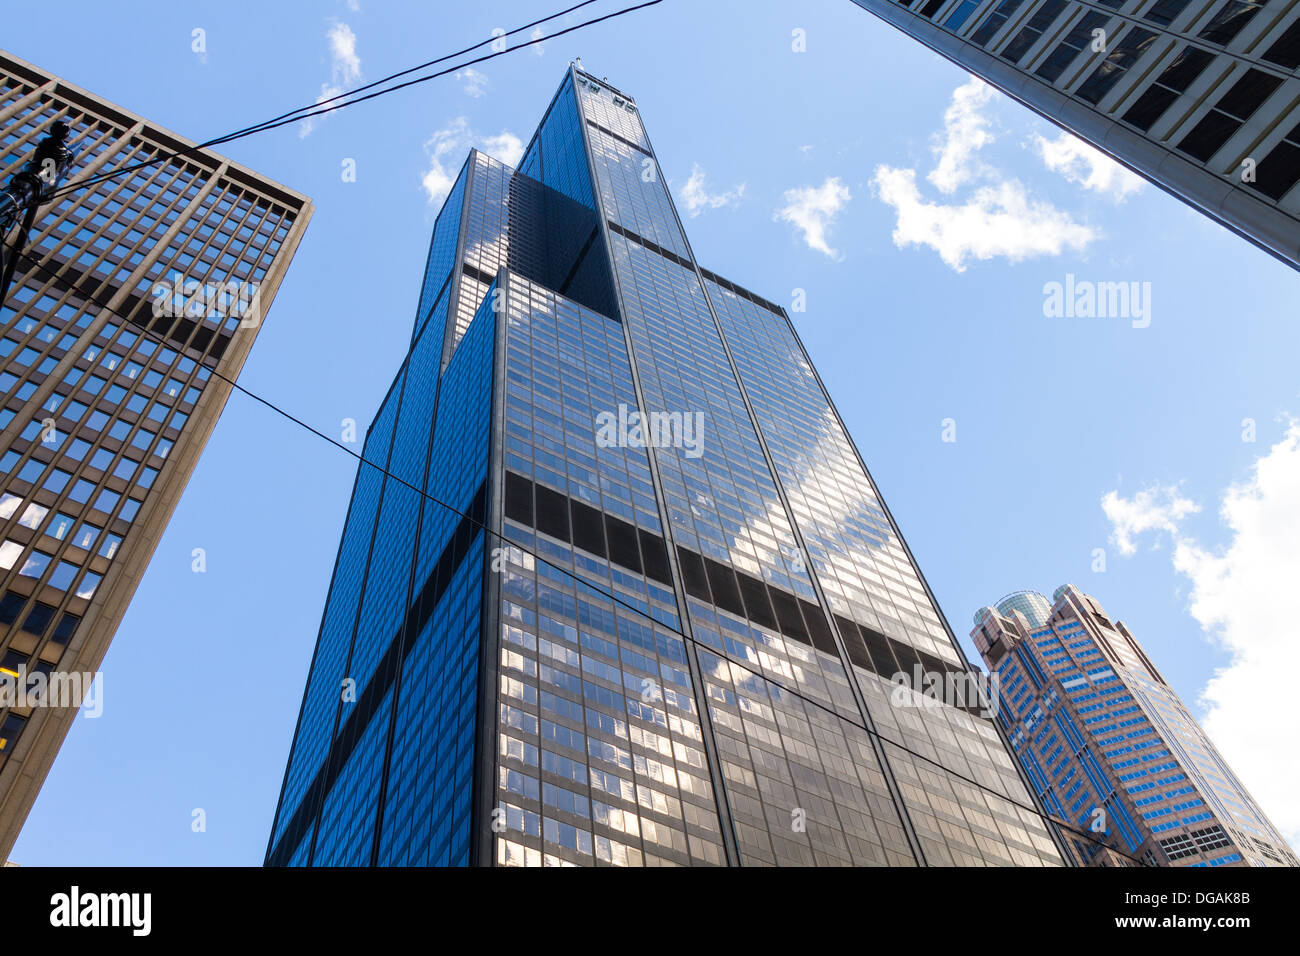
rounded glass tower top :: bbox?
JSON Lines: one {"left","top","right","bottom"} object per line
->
{"left": 994, "top": 590, "right": 1053, "bottom": 628}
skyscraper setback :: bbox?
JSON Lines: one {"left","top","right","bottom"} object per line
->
{"left": 972, "top": 585, "right": 1296, "bottom": 867}
{"left": 0, "top": 50, "right": 311, "bottom": 857}
{"left": 850, "top": 0, "right": 1300, "bottom": 270}
{"left": 268, "top": 66, "right": 1066, "bottom": 867}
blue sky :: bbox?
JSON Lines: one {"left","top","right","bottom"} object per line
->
{"left": 7, "top": 0, "right": 1300, "bottom": 864}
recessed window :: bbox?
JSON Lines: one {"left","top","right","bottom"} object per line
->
{"left": 0, "top": 591, "right": 26, "bottom": 623}
{"left": 76, "top": 571, "right": 102, "bottom": 600}
{"left": 0, "top": 541, "right": 24, "bottom": 571}
{"left": 52, "top": 612, "right": 80, "bottom": 643}
{"left": 18, "top": 502, "right": 48, "bottom": 530}
{"left": 18, "top": 550, "right": 52, "bottom": 579}
{"left": 42, "top": 469, "right": 72, "bottom": 494}
{"left": 0, "top": 493, "right": 21, "bottom": 520}
{"left": 98, "top": 533, "right": 121, "bottom": 560}
{"left": 1250, "top": 122, "right": 1300, "bottom": 200}
{"left": 64, "top": 438, "right": 91, "bottom": 461}
{"left": 22, "top": 600, "right": 56, "bottom": 634}
{"left": 0, "top": 713, "right": 28, "bottom": 755}
{"left": 48, "top": 513, "right": 76, "bottom": 540}
{"left": 1263, "top": 18, "right": 1300, "bottom": 69}
{"left": 1199, "top": 0, "right": 1267, "bottom": 47}
{"left": 66, "top": 479, "right": 96, "bottom": 504}
{"left": 47, "top": 562, "right": 78, "bottom": 592}
{"left": 1075, "top": 27, "right": 1157, "bottom": 105}
{"left": 1178, "top": 68, "right": 1283, "bottom": 162}
{"left": 1143, "top": 0, "right": 1193, "bottom": 26}
{"left": 17, "top": 459, "right": 45, "bottom": 484}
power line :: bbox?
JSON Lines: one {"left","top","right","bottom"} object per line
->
{"left": 10, "top": 246, "right": 1143, "bottom": 867}
{"left": 46, "top": 0, "right": 663, "bottom": 202}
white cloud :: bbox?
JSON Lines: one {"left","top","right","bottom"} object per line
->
{"left": 421, "top": 118, "right": 523, "bottom": 205}
{"left": 483, "top": 131, "right": 524, "bottom": 168}
{"left": 1034, "top": 131, "right": 1145, "bottom": 201}
{"left": 327, "top": 22, "right": 361, "bottom": 86}
{"left": 872, "top": 78, "right": 1099, "bottom": 270}
{"left": 1103, "top": 423, "right": 1300, "bottom": 849}
{"left": 929, "top": 78, "right": 997, "bottom": 194}
{"left": 874, "top": 168, "right": 1096, "bottom": 272}
{"left": 1101, "top": 483, "right": 1200, "bottom": 556}
{"left": 774, "top": 177, "right": 851, "bottom": 259}
{"left": 298, "top": 84, "right": 342, "bottom": 140}
{"left": 530, "top": 25, "right": 546, "bottom": 56}
{"left": 1171, "top": 423, "right": 1300, "bottom": 848}
{"left": 299, "top": 22, "right": 361, "bottom": 139}
{"left": 457, "top": 67, "right": 489, "bottom": 98}
{"left": 680, "top": 164, "right": 745, "bottom": 217}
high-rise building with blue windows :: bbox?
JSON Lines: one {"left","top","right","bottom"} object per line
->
{"left": 266, "top": 66, "right": 1067, "bottom": 867}
{"left": 972, "top": 584, "right": 1297, "bottom": 866}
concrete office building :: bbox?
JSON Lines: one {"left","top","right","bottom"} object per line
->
{"left": 0, "top": 51, "right": 311, "bottom": 856}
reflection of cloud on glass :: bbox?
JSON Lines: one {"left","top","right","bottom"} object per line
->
{"left": 19, "top": 550, "right": 50, "bottom": 579}
{"left": 712, "top": 283, "right": 952, "bottom": 660}
{"left": 0, "top": 540, "right": 22, "bottom": 570}
{"left": 18, "top": 502, "right": 48, "bottom": 530}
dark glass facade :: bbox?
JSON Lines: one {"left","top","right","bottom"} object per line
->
{"left": 268, "top": 67, "right": 1066, "bottom": 867}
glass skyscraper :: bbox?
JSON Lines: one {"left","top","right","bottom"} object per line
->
{"left": 0, "top": 50, "right": 311, "bottom": 858}
{"left": 268, "top": 66, "right": 1066, "bottom": 867}
{"left": 851, "top": 0, "right": 1300, "bottom": 270}
{"left": 973, "top": 584, "right": 1297, "bottom": 866}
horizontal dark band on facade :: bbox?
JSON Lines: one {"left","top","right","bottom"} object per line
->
{"left": 605, "top": 220, "right": 693, "bottom": 271}
{"left": 505, "top": 470, "right": 987, "bottom": 717}
{"left": 266, "top": 481, "right": 488, "bottom": 867}
{"left": 505, "top": 471, "right": 671, "bottom": 586}
{"left": 832, "top": 612, "right": 989, "bottom": 717}
{"left": 505, "top": 469, "right": 829, "bottom": 652}
{"left": 585, "top": 119, "right": 652, "bottom": 156}
{"left": 697, "top": 267, "right": 785, "bottom": 318}
{"left": 461, "top": 262, "right": 497, "bottom": 288}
